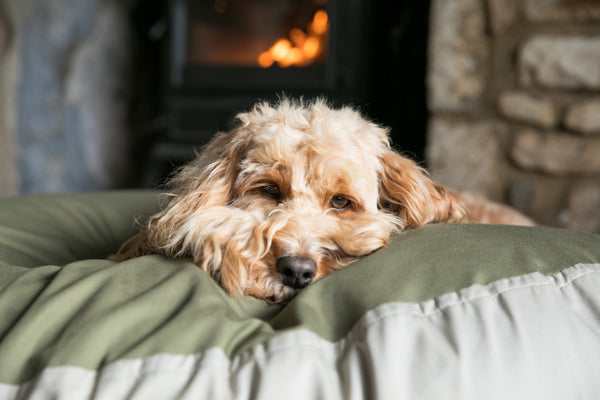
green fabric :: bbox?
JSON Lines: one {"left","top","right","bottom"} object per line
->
{"left": 275, "top": 224, "right": 600, "bottom": 339}
{"left": 0, "top": 190, "right": 162, "bottom": 267}
{"left": 0, "top": 256, "right": 278, "bottom": 384}
{"left": 1, "top": 191, "right": 599, "bottom": 385}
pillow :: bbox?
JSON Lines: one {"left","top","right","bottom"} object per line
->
{"left": 0, "top": 190, "right": 162, "bottom": 267}
{"left": 1, "top": 191, "right": 599, "bottom": 398}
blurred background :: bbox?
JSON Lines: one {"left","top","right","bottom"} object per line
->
{"left": 0, "top": 0, "right": 599, "bottom": 233}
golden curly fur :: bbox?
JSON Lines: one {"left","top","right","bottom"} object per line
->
{"left": 116, "top": 99, "right": 534, "bottom": 303}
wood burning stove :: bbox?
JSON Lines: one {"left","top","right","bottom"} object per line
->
{"left": 142, "top": 0, "right": 430, "bottom": 184}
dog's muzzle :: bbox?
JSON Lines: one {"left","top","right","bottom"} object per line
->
{"left": 276, "top": 255, "right": 317, "bottom": 289}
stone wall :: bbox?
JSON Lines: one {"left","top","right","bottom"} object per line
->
{"left": 0, "top": 0, "right": 136, "bottom": 196}
{"left": 426, "top": 0, "right": 600, "bottom": 233}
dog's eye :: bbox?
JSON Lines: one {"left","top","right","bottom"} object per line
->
{"left": 330, "top": 195, "right": 351, "bottom": 210}
{"left": 261, "top": 185, "right": 281, "bottom": 200}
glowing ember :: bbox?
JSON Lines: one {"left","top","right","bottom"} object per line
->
{"left": 310, "top": 10, "right": 328, "bottom": 35}
{"left": 213, "top": 0, "right": 228, "bottom": 14}
{"left": 258, "top": 9, "right": 329, "bottom": 68}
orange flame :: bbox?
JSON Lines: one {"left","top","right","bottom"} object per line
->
{"left": 310, "top": 10, "right": 328, "bottom": 35}
{"left": 258, "top": 10, "right": 329, "bottom": 68}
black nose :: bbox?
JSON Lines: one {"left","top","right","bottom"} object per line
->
{"left": 276, "top": 256, "right": 317, "bottom": 289}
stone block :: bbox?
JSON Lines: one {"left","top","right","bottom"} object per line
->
{"left": 519, "top": 36, "right": 600, "bottom": 89}
{"left": 427, "top": 117, "right": 510, "bottom": 201}
{"left": 564, "top": 99, "right": 600, "bottom": 136}
{"left": 498, "top": 91, "right": 556, "bottom": 129}
{"left": 560, "top": 181, "right": 600, "bottom": 233}
{"left": 508, "top": 176, "right": 569, "bottom": 226}
{"left": 525, "top": 0, "right": 600, "bottom": 22}
{"left": 9, "top": 0, "right": 134, "bottom": 193}
{"left": 0, "top": 7, "right": 8, "bottom": 55}
{"left": 427, "top": 0, "right": 488, "bottom": 112}
{"left": 65, "top": 1, "right": 133, "bottom": 189}
{"left": 511, "top": 128, "right": 600, "bottom": 175}
{"left": 488, "top": 0, "right": 519, "bottom": 35}
{"left": 0, "top": 6, "right": 17, "bottom": 196}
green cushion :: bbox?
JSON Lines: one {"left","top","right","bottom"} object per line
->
{"left": 0, "top": 190, "right": 162, "bottom": 267}
{"left": 1, "top": 191, "right": 599, "bottom": 393}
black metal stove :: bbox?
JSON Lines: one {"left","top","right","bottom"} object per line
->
{"left": 140, "top": 0, "right": 430, "bottom": 185}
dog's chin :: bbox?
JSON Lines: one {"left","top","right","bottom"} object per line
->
{"left": 265, "top": 289, "right": 299, "bottom": 304}
{"left": 244, "top": 279, "right": 299, "bottom": 304}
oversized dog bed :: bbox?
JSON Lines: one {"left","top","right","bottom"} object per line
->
{"left": 1, "top": 191, "right": 600, "bottom": 399}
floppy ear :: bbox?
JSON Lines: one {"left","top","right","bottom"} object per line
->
{"left": 115, "top": 129, "right": 246, "bottom": 259}
{"left": 378, "top": 150, "right": 466, "bottom": 229}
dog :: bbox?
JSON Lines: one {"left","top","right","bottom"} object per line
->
{"left": 116, "top": 99, "right": 534, "bottom": 303}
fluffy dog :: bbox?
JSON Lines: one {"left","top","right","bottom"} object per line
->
{"left": 117, "top": 99, "right": 534, "bottom": 303}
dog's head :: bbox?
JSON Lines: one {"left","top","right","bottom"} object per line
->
{"left": 122, "top": 100, "right": 465, "bottom": 302}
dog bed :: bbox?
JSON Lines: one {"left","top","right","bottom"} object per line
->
{"left": 1, "top": 191, "right": 600, "bottom": 399}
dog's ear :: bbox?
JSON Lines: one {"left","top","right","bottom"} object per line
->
{"left": 167, "top": 129, "right": 245, "bottom": 208}
{"left": 115, "top": 130, "right": 246, "bottom": 259}
{"left": 378, "top": 150, "right": 466, "bottom": 228}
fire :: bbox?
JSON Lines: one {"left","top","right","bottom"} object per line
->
{"left": 258, "top": 10, "right": 329, "bottom": 68}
